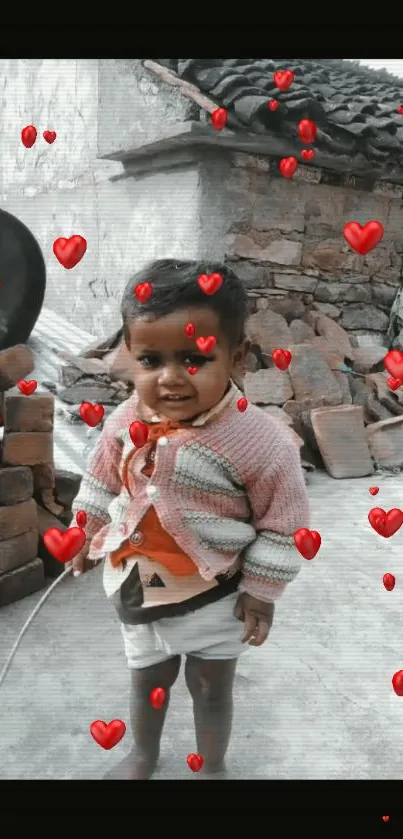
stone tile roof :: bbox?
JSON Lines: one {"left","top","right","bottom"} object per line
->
{"left": 155, "top": 59, "right": 403, "bottom": 175}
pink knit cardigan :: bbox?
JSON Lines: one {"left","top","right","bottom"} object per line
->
{"left": 71, "top": 385, "right": 310, "bottom": 603}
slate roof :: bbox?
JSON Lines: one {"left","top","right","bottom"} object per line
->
{"left": 154, "top": 59, "right": 403, "bottom": 177}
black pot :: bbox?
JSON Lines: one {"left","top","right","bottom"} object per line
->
{"left": 0, "top": 209, "right": 46, "bottom": 350}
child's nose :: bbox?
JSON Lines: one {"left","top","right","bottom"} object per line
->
{"left": 158, "top": 363, "right": 186, "bottom": 386}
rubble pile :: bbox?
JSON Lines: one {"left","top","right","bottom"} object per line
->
{"left": 243, "top": 308, "right": 403, "bottom": 478}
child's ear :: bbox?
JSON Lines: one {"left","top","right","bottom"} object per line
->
{"left": 232, "top": 338, "right": 251, "bottom": 372}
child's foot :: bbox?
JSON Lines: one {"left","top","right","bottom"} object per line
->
{"left": 103, "top": 749, "right": 158, "bottom": 780}
{"left": 194, "top": 760, "right": 227, "bottom": 779}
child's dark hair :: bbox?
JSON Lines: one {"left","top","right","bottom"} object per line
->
{"left": 121, "top": 259, "right": 249, "bottom": 348}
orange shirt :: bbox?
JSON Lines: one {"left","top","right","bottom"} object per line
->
{"left": 109, "top": 420, "right": 198, "bottom": 577}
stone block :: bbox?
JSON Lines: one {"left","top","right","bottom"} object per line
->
{"left": 246, "top": 310, "right": 293, "bottom": 356}
{"left": 371, "top": 283, "right": 398, "bottom": 309}
{"left": 352, "top": 346, "right": 388, "bottom": 375}
{"left": 251, "top": 183, "right": 306, "bottom": 233}
{"left": 273, "top": 273, "right": 317, "bottom": 294}
{"left": 289, "top": 319, "right": 315, "bottom": 343}
{"left": 340, "top": 304, "right": 389, "bottom": 332}
{"left": 333, "top": 371, "right": 353, "bottom": 404}
{"left": 315, "top": 314, "right": 354, "bottom": 359}
{"left": 0, "top": 466, "right": 33, "bottom": 506}
{"left": 365, "top": 416, "right": 403, "bottom": 469}
{"left": 244, "top": 368, "right": 293, "bottom": 406}
{"left": 231, "top": 233, "right": 302, "bottom": 266}
{"left": 2, "top": 432, "right": 54, "bottom": 466}
{"left": 0, "top": 529, "right": 38, "bottom": 574}
{"left": 302, "top": 240, "right": 361, "bottom": 273}
{"left": 4, "top": 394, "right": 54, "bottom": 432}
{"left": 311, "top": 405, "right": 374, "bottom": 478}
{"left": 312, "top": 302, "right": 341, "bottom": 319}
{"left": 0, "top": 345, "right": 34, "bottom": 390}
{"left": 269, "top": 298, "right": 306, "bottom": 323}
{"left": 315, "top": 281, "right": 371, "bottom": 304}
{"left": 288, "top": 344, "right": 343, "bottom": 404}
{"left": 307, "top": 337, "right": 344, "bottom": 370}
{"left": 31, "top": 463, "right": 55, "bottom": 493}
{"left": 0, "top": 498, "right": 37, "bottom": 541}
{"left": 0, "top": 557, "right": 45, "bottom": 607}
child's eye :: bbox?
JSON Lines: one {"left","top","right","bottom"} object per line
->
{"left": 138, "top": 355, "right": 161, "bottom": 368}
{"left": 184, "top": 354, "right": 212, "bottom": 366}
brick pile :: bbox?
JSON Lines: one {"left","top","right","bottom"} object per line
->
{"left": 0, "top": 344, "right": 82, "bottom": 608}
{"left": 243, "top": 308, "right": 403, "bottom": 479}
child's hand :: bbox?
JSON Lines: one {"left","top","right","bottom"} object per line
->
{"left": 234, "top": 593, "right": 275, "bottom": 647}
{"left": 69, "top": 544, "right": 100, "bottom": 577}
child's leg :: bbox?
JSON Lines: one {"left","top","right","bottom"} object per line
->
{"left": 105, "top": 655, "right": 181, "bottom": 780}
{"left": 185, "top": 656, "right": 237, "bottom": 775}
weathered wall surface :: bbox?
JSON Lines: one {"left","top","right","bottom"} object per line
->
{"left": 0, "top": 59, "right": 200, "bottom": 338}
{"left": 197, "top": 151, "right": 403, "bottom": 339}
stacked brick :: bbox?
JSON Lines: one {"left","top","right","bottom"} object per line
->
{"left": 0, "top": 345, "right": 45, "bottom": 606}
{"left": 0, "top": 344, "right": 82, "bottom": 607}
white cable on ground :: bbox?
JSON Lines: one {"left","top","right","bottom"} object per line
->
{"left": 0, "top": 565, "right": 73, "bottom": 690}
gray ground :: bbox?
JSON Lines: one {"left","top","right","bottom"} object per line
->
{"left": 2, "top": 469, "right": 403, "bottom": 780}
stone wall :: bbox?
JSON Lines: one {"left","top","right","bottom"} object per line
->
{"left": 197, "top": 150, "right": 403, "bottom": 342}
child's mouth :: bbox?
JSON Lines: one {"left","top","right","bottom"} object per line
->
{"left": 161, "top": 395, "right": 191, "bottom": 403}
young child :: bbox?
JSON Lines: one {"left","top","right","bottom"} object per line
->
{"left": 71, "top": 258, "right": 310, "bottom": 780}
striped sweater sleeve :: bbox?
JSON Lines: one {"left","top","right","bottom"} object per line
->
{"left": 239, "top": 426, "right": 311, "bottom": 603}
{"left": 71, "top": 418, "right": 123, "bottom": 542}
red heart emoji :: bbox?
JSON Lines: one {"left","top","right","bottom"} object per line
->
{"left": 43, "top": 130, "right": 56, "bottom": 144}
{"left": 384, "top": 350, "right": 403, "bottom": 381}
{"left": 188, "top": 366, "right": 198, "bottom": 375}
{"left": 185, "top": 322, "right": 195, "bottom": 338}
{"left": 398, "top": 106, "right": 403, "bottom": 114}
{"left": 301, "top": 148, "right": 315, "bottom": 161}
{"left": 383, "top": 573, "right": 396, "bottom": 592}
{"left": 273, "top": 70, "right": 294, "bottom": 91}
{"left": 187, "top": 753, "right": 204, "bottom": 772}
{"left": 369, "top": 486, "right": 379, "bottom": 496}
{"left": 17, "top": 379, "right": 37, "bottom": 395}
{"left": 129, "top": 420, "right": 149, "bottom": 448}
{"left": 90, "top": 719, "right": 126, "bottom": 750}
{"left": 272, "top": 348, "right": 292, "bottom": 370}
{"left": 382, "top": 815, "right": 390, "bottom": 822}
{"left": 211, "top": 108, "right": 227, "bottom": 131}
{"left": 392, "top": 670, "right": 403, "bottom": 696}
{"left": 79, "top": 402, "right": 104, "bottom": 427}
{"left": 197, "top": 272, "right": 223, "bottom": 295}
{"left": 53, "top": 235, "right": 87, "bottom": 269}
{"left": 43, "top": 526, "right": 86, "bottom": 563}
{"left": 387, "top": 376, "right": 402, "bottom": 391}
{"left": 21, "top": 125, "right": 37, "bottom": 148}
{"left": 343, "top": 220, "right": 384, "bottom": 255}
{"left": 279, "top": 157, "right": 298, "bottom": 178}
{"left": 196, "top": 336, "right": 216, "bottom": 353}
{"left": 294, "top": 528, "right": 321, "bottom": 560}
{"left": 268, "top": 99, "right": 279, "bottom": 111}
{"left": 237, "top": 397, "right": 248, "bottom": 413}
{"left": 134, "top": 282, "right": 152, "bottom": 303}
{"left": 298, "top": 119, "right": 317, "bottom": 144}
{"left": 150, "top": 687, "right": 166, "bottom": 710}
{"left": 75, "top": 510, "right": 87, "bottom": 528}
{"left": 368, "top": 507, "right": 403, "bottom": 538}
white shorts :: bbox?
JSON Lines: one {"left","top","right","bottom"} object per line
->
{"left": 120, "top": 591, "right": 246, "bottom": 669}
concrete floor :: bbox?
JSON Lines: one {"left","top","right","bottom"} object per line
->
{"left": 1, "top": 469, "right": 403, "bottom": 780}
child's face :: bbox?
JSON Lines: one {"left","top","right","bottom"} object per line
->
{"left": 126, "top": 307, "right": 249, "bottom": 421}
